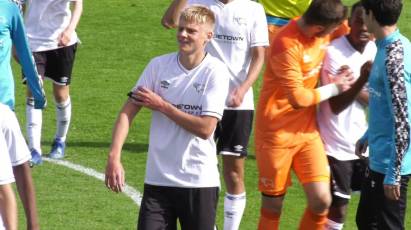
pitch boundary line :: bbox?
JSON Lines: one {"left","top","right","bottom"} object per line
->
{"left": 43, "top": 157, "right": 142, "bottom": 206}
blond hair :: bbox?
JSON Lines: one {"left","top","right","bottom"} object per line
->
{"left": 179, "top": 5, "right": 215, "bottom": 30}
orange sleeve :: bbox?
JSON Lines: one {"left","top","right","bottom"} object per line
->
{"left": 271, "top": 46, "right": 321, "bottom": 109}
{"left": 330, "top": 20, "right": 350, "bottom": 41}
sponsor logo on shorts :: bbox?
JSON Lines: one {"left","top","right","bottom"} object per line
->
{"left": 234, "top": 145, "right": 244, "bottom": 152}
{"left": 260, "top": 177, "right": 274, "bottom": 188}
{"left": 61, "top": 76, "right": 69, "bottom": 84}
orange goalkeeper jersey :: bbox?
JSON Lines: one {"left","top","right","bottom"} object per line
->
{"left": 255, "top": 19, "right": 348, "bottom": 148}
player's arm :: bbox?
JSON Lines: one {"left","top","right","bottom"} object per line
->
{"left": 12, "top": 162, "right": 39, "bottom": 230}
{"left": 229, "top": 46, "right": 265, "bottom": 107}
{"left": 59, "top": 0, "right": 83, "bottom": 46}
{"left": 105, "top": 101, "right": 142, "bottom": 193}
{"left": 273, "top": 48, "right": 353, "bottom": 109}
{"left": 11, "top": 7, "right": 46, "bottom": 109}
{"left": 161, "top": 0, "right": 188, "bottom": 29}
{"left": 329, "top": 61, "right": 372, "bottom": 114}
{"left": 131, "top": 86, "right": 218, "bottom": 139}
{"left": 0, "top": 184, "right": 17, "bottom": 230}
{"left": 383, "top": 46, "right": 410, "bottom": 200}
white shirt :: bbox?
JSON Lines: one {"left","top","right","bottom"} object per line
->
{"left": 133, "top": 52, "right": 229, "bottom": 188}
{"left": 318, "top": 36, "right": 377, "bottom": 161}
{"left": 188, "top": 0, "right": 269, "bottom": 110}
{"left": 24, "top": 0, "right": 79, "bottom": 52}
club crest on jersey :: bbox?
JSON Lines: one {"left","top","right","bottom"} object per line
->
{"left": 160, "top": 80, "right": 170, "bottom": 89}
{"left": 233, "top": 17, "right": 247, "bottom": 26}
{"left": 193, "top": 82, "right": 205, "bottom": 93}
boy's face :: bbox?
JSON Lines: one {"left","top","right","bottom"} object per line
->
{"left": 349, "top": 7, "right": 372, "bottom": 47}
{"left": 177, "top": 19, "right": 212, "bottom": 55}
{"left": 362, "top": 9, "right": 375, "bottom": 34}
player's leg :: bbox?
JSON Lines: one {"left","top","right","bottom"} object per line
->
{"left": 1, "top": 105, "right": 39, "bottom": 229}
{"left": 256, "top": 143, "right": 294, "bottom": 230}
{"left": 26, "top": 52, "right": 45, "bottom": 165}
{"left": 355, "top": 168, "right": 379, "bottom": 229}
{"left": 218, "top": 110, "right": 252, "bottom": 230}
{"left": 0, "top": 184, "right": 17, "bottom": 230}
{"left": 137, "top": 184, "right": 177, "bottom": 230}
{"left": 293, "top": 137, "right": 331, "bottom": 230}
{"left": 47, "top": 44, "right": 77, "bottom": 159}
{"left": 177, "top": 187, "right": 219, "bottom": 230}
{"left": 326, "top": 157, "right": 355, "bottom": 230}
{"left": 0, "top": 131, "right": 17, "bottom": 230}
{"left": 356, "top": 170, "right": 409, "bottom": 229}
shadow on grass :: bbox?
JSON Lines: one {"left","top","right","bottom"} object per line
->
{"left": 42, "top": 141, "right": 148, "bottom": 153}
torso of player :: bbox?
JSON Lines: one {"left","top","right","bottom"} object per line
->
{"left": 24, "top": 0, "right": 79, "bottom": 52}
{"left": 136, "top": 52, "right": 229, "bottom": 188}
{"left": 188, "top": 0, "right": 269, "bottom": 110}
{"left": 256, "top": 20, "right": 347, "bottom": 147}
{"left": 318, "top": 37, "right": 377, "bottom": 160}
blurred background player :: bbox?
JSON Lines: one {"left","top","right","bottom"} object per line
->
{"left": 316, "top": 2, "right": 376, "bottom": 229}
{"left": 106, "top": 6, "right": 229, "bottom": 230}
{"left": 254, "top": 0, "right": 354, "bottom": 229}
{"left": 162, "top": 1, "right": 268, "bottom": 229}
{"left": 23, "top": 0, "right": 83, "bottom": 164}
{"left": 258, "top": 0, "right": 311, "bottom": 59}
{"left": 355, "top": 0, "right": 411, "bottom": 229}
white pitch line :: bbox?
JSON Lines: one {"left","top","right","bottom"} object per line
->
{"left": 43, "top": 157, "right": 142, "bottom": 206}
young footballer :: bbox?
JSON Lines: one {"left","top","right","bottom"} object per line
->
{"left": 317, "top": 2, "right": 377, "bottom": 229}
{"left": 162, "top": 1, "right": 268, "bottom": 229}
{"left": 254, "top": 0, "right": 355, "bottom": 229}
{"left": 355, "top": 0, "right": 411, "bottom": 229}
{"left": 23, "top": 0, "right": 83, "bottom": 164}
{"left": 105, "top": 6, "right": 229, "bottom": 230}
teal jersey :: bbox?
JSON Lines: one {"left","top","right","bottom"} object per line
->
{"left": 361, "top": 29, "right": 411, "bottom": 185}
{"left": 0, "top": 0, "right": 45, "bottom": 110}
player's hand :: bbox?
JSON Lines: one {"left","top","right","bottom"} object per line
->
{"left": 355, "top": 139, "right": 368, "bottom": 159}
{"left": 384, "top": 184, "right": 401, "bottom": 200}
{"left": 33, "top": 78, "right": 47, "bottom": 109}
{"left": 105, "top": 157, "right": 125, "bottom": 193}
{"left": 332, "top": 65, "right": 355, "bottom": 92}
{"left": 132, "top": 86, "right": 166, "bottom": 111}
{"left": 228, "top": 86, "right": 247, "bottom": 108}
{"left": 360, "top": 61, "right": 373, "bottom": 79}
{"left": 58, "top": 28, "right": 73, "bottom": 46}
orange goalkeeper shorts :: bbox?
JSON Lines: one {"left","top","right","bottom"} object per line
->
{"left": 256, "top": 136, "right": 330, "bottom": 196}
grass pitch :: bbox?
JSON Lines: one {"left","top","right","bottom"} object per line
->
{"left": 12, "top": 0, "right": 411, "bottom": 229}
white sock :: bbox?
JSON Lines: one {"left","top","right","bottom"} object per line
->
{"left": 325, "top": 218, "right": 344, "bottom": 230}
{"left": 55, "top": 97, "right": 71, "bottom": 142}
{"left": 224, "top": 192, "right": 246, "bottom": 230}
{"left": 26, "top": 98, "right": 42, "bottom": 154}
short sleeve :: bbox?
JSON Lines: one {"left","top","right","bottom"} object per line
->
{"left": 250, "top": 4, "right": 269, "bottom": 48}
{"left": 201, "top": 64, "right": 229, "bottom": 120}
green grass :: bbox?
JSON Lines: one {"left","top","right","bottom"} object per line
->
{"left": 11, "top": 0, "right": 411, "bottom": 229}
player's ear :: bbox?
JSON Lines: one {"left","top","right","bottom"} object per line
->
{"left": 206, "top": 31, "right": 213, "bottom": 40}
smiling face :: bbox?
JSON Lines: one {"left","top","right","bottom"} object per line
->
{"left": 176, "top": 19, "right": 213, "bottom": 56}
{"left": 348, "top": 6, "right": 372, "bottom": 50}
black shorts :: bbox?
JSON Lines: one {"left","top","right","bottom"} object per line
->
{"left": 356, "top": 169, "right": 410, "bottom": 230}
{"left": 215, "top": 110, "right": 253, "bottom": 157}
{"left": 30, "top": 43, "right": 78, "bottom": 86}
{"left": 137, "top": 184, "right": 219, "bottom": 230}
{"left": 328, "top": 156, "right": 367, "bottom": 204}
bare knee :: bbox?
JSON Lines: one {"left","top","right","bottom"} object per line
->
{"left": 304, "top": 182, "right": 331, "bottom": 214}
{"left": 223, "top": 156, "right": 245, "bottom": 193}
